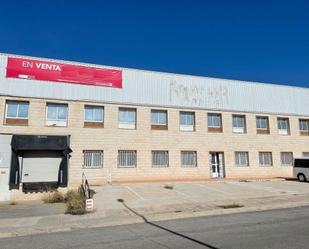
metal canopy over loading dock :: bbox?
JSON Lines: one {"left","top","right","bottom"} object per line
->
{"left": 9, "top": 135, "right": 72, "bottom": 191}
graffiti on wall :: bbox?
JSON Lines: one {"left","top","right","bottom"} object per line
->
{"left": 169, "top": 80, "right": 229, "bottom": 107}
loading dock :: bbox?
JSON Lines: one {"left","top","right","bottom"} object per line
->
{"left": 9, "top": 135, "right": 72, "bottom": 192}
{"left": 22, "top": 151, "right": 63, "bottom": 184}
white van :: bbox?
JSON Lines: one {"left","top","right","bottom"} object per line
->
{"left": 293, "top": 158, "right": 309, "bottom": 182}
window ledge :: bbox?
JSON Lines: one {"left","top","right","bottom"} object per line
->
{"left": 233, "top": 128, "right": 246, "bottom": 133}
{"left": 5, "top": 118, "right": 28, "bottom": 126}
{"left": 257, "top": 129, "right": 270, "bottom": 134}
{"left": 180, "top": 125, "right": 195, "bottom": 131}
{"left": 278, "top": 130, "right": 289, "bottom": 135}
{"left": 300, "top": 131, "right": 309, "bottom": 136}
{"left": 208, "top": 127, "right": 222, "bottom": 133}
{"left": 119, "top": 123, "right": 136, "bottom": 129}
{"left": 84, "top": 121, "right": 104, "bottom": 128}
{"left": 151, "top": 124, "right": 168, "bottom": 130}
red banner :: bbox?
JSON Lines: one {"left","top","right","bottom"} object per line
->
{"left": 6, "top": 57, "right": 122, "bottom": 88}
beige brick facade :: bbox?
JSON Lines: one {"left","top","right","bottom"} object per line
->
{"left": 1, "top": 95, "right": 309, "bottom": 188}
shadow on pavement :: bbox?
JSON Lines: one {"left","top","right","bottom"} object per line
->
{"left": 117, "top": 198, "right": 219, "bottom": 249}
{"left": 284, "top": 178, "right": 308, "bottom": 183}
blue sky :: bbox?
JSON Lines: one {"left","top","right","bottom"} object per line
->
{"left": 0, "top": 0, "right": 308, "bottom": 87}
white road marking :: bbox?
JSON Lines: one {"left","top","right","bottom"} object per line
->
{"left": 173, "top": 189, "right": 198, "bottom": 201}
{"left": 125, "top": 186, "right": 146, "bottom": 201}
{"left": 195, "top": 183, "right": 235, "bottom": 195}
{"left": 228, "top": 181, "right": 297, "bottom": 195}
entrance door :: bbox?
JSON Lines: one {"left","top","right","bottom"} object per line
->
{"left": 0, "top": 134, "right": 12, "bottom": 201}
{"left": 210, "top": 152, "right": 225, "bottom": 178}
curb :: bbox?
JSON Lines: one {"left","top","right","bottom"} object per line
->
{"left": 1, "top": 199, "right": 309, "bottom": 239}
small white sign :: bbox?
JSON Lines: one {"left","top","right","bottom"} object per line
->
{"left": 85, "top": 198, "right": 94, "bottom": 212}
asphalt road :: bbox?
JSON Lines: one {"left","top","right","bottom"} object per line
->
{"left": 1, "top": 206, "right": 309, "bottom": 249}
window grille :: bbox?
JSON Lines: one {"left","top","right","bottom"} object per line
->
{"left": 281, "top": 152, "right": 293, "bottom": 166}
{"left": 83, "top": 150, "right": 103, "bottom": 168}
{"left": 181, "top": 151, "right": 197, "bottom": 167}
{"left": 259, "top": 152, "right": 273, "bottom": 166}
{"left": 152, "top": 151, "right": 169, "bottom": 167}
{"left": 235, "top": 152, "right": 249, "bottom": 166}
{"left": 118, "top": 150, "right": 137, "bottom": 168}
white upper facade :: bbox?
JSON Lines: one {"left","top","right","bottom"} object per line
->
{"left": 0, "top": 53, "right": 309, "bottom": 116}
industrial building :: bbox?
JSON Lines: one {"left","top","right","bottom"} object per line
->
{"left": 0, "top": 53, "right": 309, "bottom": 201}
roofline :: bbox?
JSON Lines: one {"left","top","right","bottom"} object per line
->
{"left": 1, "top": 52, "right": 309, "bottom": 91}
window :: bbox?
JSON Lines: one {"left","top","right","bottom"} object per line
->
{"left": 85, "top": 105, "right": 104, "bottom": 122}
{"left": 180, "top": 111, "right": 195, "bottom": 131}
{"left": 84, "top": 105, "right": 104, "bottom": 128}
{"left": 207, "top": 113, "right": 222, "bottom": 132}
{"left": 181, "top": 151, "right": 197, "bottom": 167}
{"left": 277, "top": 118, "right": 290, "bottom": 135}
{"left": 5, "top": 100, "right": 29, "bottom": 119}
{"left": 281, "top": 152, "right": 293, "bottom": 166}
{"left": 83, "top": 150, "right": 103, "bottom": 168}
{"left": 151, "top": 110, "right": 167, "bottom": 129}
{"left": 232, "top": 115, "right": 246, "bottom": 133}
{"left": 119, "top": 108, "right": 136, "bottom": 129}
{"left": 152, "top": 151, "right": 169, "bottom": 167}
{"left": 5, "top": 100, "right": 29, "bottom": 126}
{"left": 118, "top": 150, "right": 137, "bottom": 168}
{"left": 259, "top": 152, "right": 273, "bottom": 166}
{"left": 256, "top": 116, "right": 269, "bottom": 134}
{"left": 299, "top": 119, "right": 309, "bottom": 135}
{"left": 46, "top": 103, "right": 68, "bottom": 127}
{"left": 235, "top": 152, "right": 249, "bottom": 166}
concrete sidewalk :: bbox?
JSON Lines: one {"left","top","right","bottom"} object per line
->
{"left": 1, "top": 179, "right": 309, "bottom": 239}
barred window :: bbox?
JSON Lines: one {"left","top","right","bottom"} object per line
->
{"left": 259, "top": 152, "right": 273, "bottom": 166}
{"left": 118, "top": 150, "right": 137, "bottom": 168}
{"left": 83, "top": 150, "right": 103, "bottom": 168}
{"left": 235, "top": 152, "right": 249, "bottom": 166}
{"left": 207, "top": 113, "right": 222, "bottom": 128}
{"left": 152, "top": 151, "right": 169, "bottom": 167}
{"left": 281, "top": 152, "right": 293, "bottom": 166}
{"left": 181, "top": 151, "right": 197, "bottom": 167}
